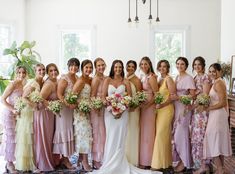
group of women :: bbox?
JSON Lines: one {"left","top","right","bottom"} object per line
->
{"left": 0, "top": 56, "right": 232, "bottom": 174}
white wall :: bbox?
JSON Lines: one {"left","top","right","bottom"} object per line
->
{"left": 221, "top": 0, "right": 235, "bottom": 62}
{"left": 0, "top": 0, "right": 26, "bottom": 42}
{"left": 25, "top": 0, "right": 220, "bottom": 73}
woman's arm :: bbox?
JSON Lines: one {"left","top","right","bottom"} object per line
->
{"left": 40, "top": 82, "right": 52, "bottom": 107}
{"left": 101, "top": 77, "right": 110, "bottom": 100}
{"left": 91, "top": 77, "right": 100, "bottom": 97}
{"left": 124, "top": 79, "right": 132, "bottom": 96}
{"left": 1, "top": 82, "right": 16, "bottom": 112}
{"left": 57, "top": 79, "right": 67, "bottom": 101}
{"left": 72, "top": 78, "right": 85, "bottom": 95}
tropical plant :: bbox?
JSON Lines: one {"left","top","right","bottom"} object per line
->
{"left": 0, "top": 76, "right": 9, "bottom": 95}
{"left": 3, "top": 40, "right": 41, "bottom": 79}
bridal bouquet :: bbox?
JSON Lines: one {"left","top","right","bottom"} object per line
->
{"left": 154, "top": 92, "right": 164, "bottom": 104}
{"left": 91, "top": 97, "right": 104, "bottom": 110}
{"left": 64, "top": 91, "right": 78, "bottom": 104}
{"left": 14, "top": 97, "right": 26, "bottom": 112}
{"left": 129, "top": 91, "right": 147, "bottom": 108}
{"left": 29, "top": 90, "right": 43, "bottom": 103}
{"left": 47, "top": 100, "right": 63, "bottom": 116}
{"left": 77, "top": 99, "right": 92, "bottom": 115}
{"left": 195, "top": 94, "right": 210, "bottom": 106}
{"left": 106, "top": 93, "right": 131, "bottom": 119}
{"left": 179, "top": 95, "right": 192, "bottom": 105}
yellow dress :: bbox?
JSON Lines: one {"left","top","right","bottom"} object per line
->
{"left": 15, "top": 79, "right": 38, "bottom": 171}
{"left": 151, "top": 76, "right": 174, "bottom": 169}
{"left": 125, "top": 81, "right": 140, "bottom": 166}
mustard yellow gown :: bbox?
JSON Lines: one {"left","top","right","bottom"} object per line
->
{"left": 151, "top": 76, "right": 174, "bottom": 169}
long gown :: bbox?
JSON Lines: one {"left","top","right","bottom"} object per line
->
{"left": 125, "top": 74, "right": 140, "bottom": 166}
{"left": 34, "top": 80, "right": 56, "bottom": 171}
{"left": 203, "top": 78, "right": 232, "bottom": 158}
{"left": 73, "top": 84, "right": 92, "bottom": 154}
{"left": 15, "top": 79, "right": 38, "bottom": 171}
{"left": 151, "top": 76, "right": 174, "bottom": 169}
{"left": 0, "top": 87, "right": 22, "bottom": 162}
{"left": 191, "top": 74, "right": 210, "bottom": 169}
{"left": 53, "top": 74, "right": 75, "bottom": 157}
{"left": 172, "top": 74, "right": 195, "bottom": 168}
{"left": 90, "top": 78, "right": 106, "bottom": 162}
{"left": 90, "top": 84, "right": 161, "bottom": 174}
{"left": 139, "top": 74, "right": 156, "bottom": 166}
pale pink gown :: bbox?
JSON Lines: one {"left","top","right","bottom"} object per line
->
{"left": 0, "top": 88, "right": 22, "bottom": 162}
{"left": 203, "top": 78, "right": 232, "bottom": 158}
{"left": 139, "top": 74, "right": 156, "bottom": 166}
{"left": 53, "top": 75, "right": 75, "bottom": 157}
{"left": 34, "top": 80, "right": 56, "bottom": 171}
{"left": 90, "top": 78, "right": 106, "bottom": 162}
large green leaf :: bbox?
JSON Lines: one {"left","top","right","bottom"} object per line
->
{"left": 0, "top": 79, "right": 10, "bottom": 95}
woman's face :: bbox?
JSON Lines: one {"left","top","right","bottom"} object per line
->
{"left": 114, "top": 62, "right": 123, "bottom": 76}
{"left": 82, "top": 63, "right": 93, "bottom": 76}
{"left": 126, "top": 62, "right": 136, "bottom": 75}
{"left": 158, "top": 62, "right": 168, "bottom": 75}
{"left": 95, "top": 60, "right": 106, "bottom": 74}
{"left": 16, "top": 68, "right": 26, "bottom": 80}
{"left": 48, "top": 66, "right": 58, "bottom": 80}
{"left": 208, "top": 66, "right": 220, "bottom": 80}
{"left": 68, "top": 64, "right": 79, "bottom": 74}
{"left": 193, "top": 60, "right": 204, "bottom": 74}
{"left": 140, "top": 60, "right": 150, "bottom": 74}
{"left": 176, "top": 59, "right": 187, "bottom": 73}
{"left": 35, "top": 65, "right": 45, "bottom": 78}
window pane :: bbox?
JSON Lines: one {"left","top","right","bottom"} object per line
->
{"left": 0, "top": 26, "right": 10, "bottom": 62}
{"left": 61, "top": 31, "right": 91, "bottom": 71}
{"left": 155, "top": 32, "right": 183, "bottom": 75}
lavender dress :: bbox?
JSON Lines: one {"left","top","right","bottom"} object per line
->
{"left": 0, "top": 87, "right": 22, "bottom": 162}
{"left": 53, "top": 75, "right": 75, "bottom": 157}
{"left": 90, "top": 78, "right": 106, "bottom": 162}
{"left": 34, "top": 80, "right": 56, "bottom": 171}
{"left": 139, "top": 74, "right": 156, "bottom": 166}
{"left": 191, "top": 74, "right": 210, "bottom": 169}
{"left": 173, "top": 74, "right": 196, "bottom": 168}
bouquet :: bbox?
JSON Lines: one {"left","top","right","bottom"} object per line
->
{"left": 195, "top": 94, "right": 210, "bottom": 106}
{"left": 14, "top": 97, "right": 26, "bottom": 112}
{"left": 29, "top": 90, "right": 43, "bottom": 103}
{"left": 154, "top": 92, "right": 164, "bottom": 104}
{"left": 47, "top": 100, "right": 63, "bottom": 116}
{"left": 106, "top": 93, "right": 131, "bottom": 119}
{"left": 77, "top": 99, "right": 92, "bottom": 115}
{"left": 179, "top": 95, "right": 192, "bottom": 105}
{"left": 129, "top": 91, "right": 147, "bottom": 108}
{"left": 64, "top": 91, "right": 78, "bottom": 104}
{"left": 91, "top": 97, "right": 104, "bottom": 110}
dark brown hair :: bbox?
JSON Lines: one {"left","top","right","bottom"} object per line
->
{"left": 67, "top": 57, "right": 80, "bottom": 69}
{"left": 126, "top": 60, "right": 137, "bottom": 71}
{"left": 209, "top": 63, "right": 221, "bottom": 72}
{"left": 157, "top": 60, "right": 170, "bottom": 74}
{"left": 176, "top": 57, "right": 189, "bottom": 69}
{"left": 46, "top": 63, "right": 59, "bottom": 75}
{"left": 192, "top": 56, "right": 206, "bottom": 72}
{"left": 81, "top": 59, "right": 93, "bottom": 71}
{"left": 109, "top": 60, "right": 124, "bottom": 79}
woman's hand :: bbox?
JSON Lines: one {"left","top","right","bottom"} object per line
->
{"left": 170, "top": 93, "right": 178, "bottom": 101}
{"left": 156, "top": 104, "right": 162, "bottom": 109}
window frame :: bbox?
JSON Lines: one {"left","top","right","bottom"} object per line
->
{"left": 149, "top": 25, "right": 190, "bottom": 73}
{"left": 57, "top": 25, "right": 97, "bottom": 73}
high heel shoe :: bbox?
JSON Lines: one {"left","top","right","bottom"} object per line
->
{"left": 81, "top": 162, "right": 93, "bottom": 172}
{"left": 61, "top": 158, "right": 75, "bottom": 170}
{"left": 5, "top": 163, "right": 18, "bottom": 174}
{"left": 93, "top": 161, "right": 102, "bottom": 170}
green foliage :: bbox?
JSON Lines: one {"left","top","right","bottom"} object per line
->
{"left": 3, "top": 41, "right": 41, "bottom": 79}
{"left": 63, "top": 33, "right": 89, "bottom": 64}
{"left": 0, "top": 77, "right": 9, "bottom": 95}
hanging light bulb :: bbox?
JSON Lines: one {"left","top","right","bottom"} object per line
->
{"left": 128, "top": 0, "right": 132, "bottom": 23}
{"left": 156, "top": 0, "right": 160, "bottom": 22}
{"left": 148, "top": 0, "right": 153, "bottom": 24}
{"left": 134, "top": 0, "right": 139, "bottom": 23}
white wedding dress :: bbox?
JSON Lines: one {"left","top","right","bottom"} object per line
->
{"left": 90, "top": 84, "right": 161, "bottom": 174}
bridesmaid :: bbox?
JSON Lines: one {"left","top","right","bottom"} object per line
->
{"left": 203, "top": 63, "right": 232, "bottom": 174}
{"left": 125, "top": 60, "right": 142, "bottom": 166}
{"left": 172, "top": 57, "right": 196, "bottom": 172}
{"left": 151, "top": 60, "right": 176, "bottom": 170}
{"left": 34, "top": 63, "right": 59, "bottom": 171}
{"left": 0, "top": 66, "right": 27, "bottom": 173}
{"left": 15, "top": 63, "right": 45, "bottom": 172}
{"left": 90, "top": 57, "right": 106, "bottom": 169}
{"left": 73, "top": 59, "right": 93, "bottom": 172}
{"left": 53, "top": 58, "right": 79, "bottom": 169}
{"left": 190, "top": 57, "right": 211, "bottom": 173}
{"left": 139, "top": 56, "right": 158, "bottom": 169}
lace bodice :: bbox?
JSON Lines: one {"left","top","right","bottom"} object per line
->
{"left": 78, "top": 83, "right": 91, "bottom": 100}
{"left": 108, "top": 84, "right": 126, "bottom": 96}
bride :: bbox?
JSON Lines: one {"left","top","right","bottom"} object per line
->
{"left": 91, "top": 60, "right": 161, "bottom": 174}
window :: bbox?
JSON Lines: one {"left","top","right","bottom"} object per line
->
{"left": 0, "top": 24, "right": 14, "bottom": 78}
{"left": 151, "top": 26, "right": 189, "bottom": 76}
{"left": 58, "top": 26, "right": 96, "bottom": 73}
